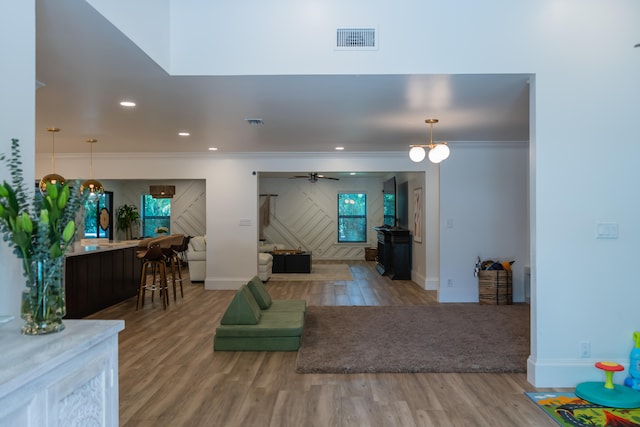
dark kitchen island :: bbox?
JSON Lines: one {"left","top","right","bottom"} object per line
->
{"left": 65, "top": 242, "right": 142, "bottom": 318}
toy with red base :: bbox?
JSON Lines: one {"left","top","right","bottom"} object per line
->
{"left": 576, "top": 361, "right": 640, "bottom": 408}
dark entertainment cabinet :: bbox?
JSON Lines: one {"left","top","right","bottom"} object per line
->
{"left": 271, "top": 251, "right": 312, "bottom": 273}
{"left": 373, "top": 226, "right": 412, "bottom": 280}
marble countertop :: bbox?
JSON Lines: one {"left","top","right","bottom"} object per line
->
{"left": 0, "top": 319, "right": 124, "bottom": 400}
{"left": 66, "top": 241, "right": 140, "bottom": 257}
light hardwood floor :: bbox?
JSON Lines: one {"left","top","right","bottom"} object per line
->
{"left": 88, "top": 260, "right": 561, "bottom": 427}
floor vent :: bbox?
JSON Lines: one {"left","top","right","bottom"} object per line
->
{"left": 336, "top": 28, "right": 377, "bottom": 49}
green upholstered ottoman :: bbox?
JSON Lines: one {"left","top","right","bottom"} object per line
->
{"left": 213, "top": 277, "right": 306, "bottom": 351}
{"left": 214, "top": 310, "right": 305, "bottom": 351}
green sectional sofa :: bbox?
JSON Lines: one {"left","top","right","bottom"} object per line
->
{"left": 213, "top": 276, "right": 306, "bottom": 351}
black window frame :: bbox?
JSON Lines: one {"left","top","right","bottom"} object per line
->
{"left": 337, "top": 192, "right": 367, "bottom": 243}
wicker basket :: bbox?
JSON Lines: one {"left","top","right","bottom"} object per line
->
{"left": 478, "top": 270, "right": 513, "bottom": 305}
{"left": 364, "top": 247, "right": 377, "bottom": 261}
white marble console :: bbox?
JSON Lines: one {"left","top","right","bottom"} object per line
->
{"left": 0, "top": 319, "right": 124, "bottom": 426}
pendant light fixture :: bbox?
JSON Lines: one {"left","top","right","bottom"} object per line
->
{"left": 80, "top": 138, "right": 105, "bottom": 198}
{"left": 409, "top": 119, "right": 451, "bottom": 164}
{"left": 39, "top": 127, "right": 65, "bottom": 195}
{"left": 149, "top": 185, "right": 175, "bottom": 199}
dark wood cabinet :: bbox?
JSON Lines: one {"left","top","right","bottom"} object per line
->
{"left": 271, "top": 252, "right": 312, "bottom": 273}
{"left": 65, "top": 245, "right": 141, "bottom": 318}
{"left": 373, "top": 227, "right": 412, "bottom": 280}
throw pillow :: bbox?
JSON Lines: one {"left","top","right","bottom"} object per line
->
{"left": 220, "top": 285, "right": 261, "bottom": 325}
{"left": 190, "top": 236, "right": 206, "bottom": 252}
{"left": 247, "top": 275, "right": 272, "bottom": 309}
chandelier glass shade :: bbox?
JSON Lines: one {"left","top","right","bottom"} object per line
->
{"left": 409, "top": 119, "right": 450, "bottom": 164}
{"left": 80, "top": 138, "right": 104, "bottom": 199}
{"left": 428, "top": 142, "right": 450, "bottom": 163}
{"left": 409, "top": 146, "right": 426, "bottom": 162}
{"left": 39, "top": 127, "right": 66, "bottom": 195}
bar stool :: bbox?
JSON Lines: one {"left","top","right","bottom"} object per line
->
{"left": 156, "top": 235, "right": 183, "bottom": 302}
{"left": 173, "top": 235, "right": 191, "bottom": 266}
{"left": 169, "top": 234, "right": 186, "bottom": 298}
{"left": 136, "top": 242, "right": 169, "bottom": 310}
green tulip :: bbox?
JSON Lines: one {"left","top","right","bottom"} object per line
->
{"left": 62, "top": 220, "right": 75, "bottom": 243}
{"left": 49, "top": 242, "right": 62, "bottom": 258}
{"left": 21, "top": 212, "right": 33, "bottom": 233}
{"left": 0, "top": 183, "right": 8, "bottom": 198}
{"left": 40, "top": 209, "right": 49, "bottom": 225}
{"left": 43, "top": 196, "right": 53, "bottom": 211}
{"left": 46, "top": 182, "right": 58, "bottom": 199}
{"left": 14, "top": 216, "right": 22, "bottom": 233}
{"left": 57, "top": 185, "right": 69, "bottom": 209}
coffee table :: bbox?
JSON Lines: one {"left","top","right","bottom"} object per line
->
{"left": 270, "top": 250, "right": 312, "bottom": 273}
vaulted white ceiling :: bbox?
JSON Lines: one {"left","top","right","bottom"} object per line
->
{"left": 35, "top": 0, "right": 530, "bottom": 156}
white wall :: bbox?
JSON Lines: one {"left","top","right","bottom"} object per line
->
{"left": 439, "top": 142, "right": 529, "bottom": 303}
{"left": 397, "top": 169, "right": 441, "bottom": 290}
{"left": 87, "top": 0, "right": 171, "bottom": 70}
{"left": 0, "top": 0, "right": 35, "bottom": 319}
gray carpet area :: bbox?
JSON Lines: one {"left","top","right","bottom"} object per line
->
{"left": 295, "top": 304, "right": 529, "bottom": 374}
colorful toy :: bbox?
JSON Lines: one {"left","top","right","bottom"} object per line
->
{"left": 576, "top": 361, "right": 640, "bottom": 408}
{"left": 624, "top": 331, "right": 640, "bottom": 390}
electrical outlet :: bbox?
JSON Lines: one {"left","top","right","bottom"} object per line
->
{"left": 580, "top": 341, "right": 591, "bottom": 358}
{"left": 447, "top": 279, "right": 453, "bottom": 287}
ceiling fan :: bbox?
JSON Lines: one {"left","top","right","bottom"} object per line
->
{"left": 289, "top": 173, "right": 340, "bottom": 183}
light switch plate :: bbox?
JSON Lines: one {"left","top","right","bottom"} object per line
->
{"left": 596, "top": 223, "right": 618, "bottom": 239}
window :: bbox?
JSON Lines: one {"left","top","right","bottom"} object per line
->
{"left": 142, "top": 194, "right": 171, "bottom": 237}
{"left": 83, "top": 192, "right": 113, "bottom": 239}
{"left": 337, "top": 193, "right": 367, "bottom": 243}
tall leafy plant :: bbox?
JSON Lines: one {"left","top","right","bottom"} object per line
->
{"left": 116, "top": 204, "right": 140, "bottom": 240}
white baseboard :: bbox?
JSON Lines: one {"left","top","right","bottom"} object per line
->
{"left": 425, "top": 277, "right": 439, "bottom": 290}
{"left": 204, "top": 278, "right": 244, "bottom": 290}
{"left": 527, "top": 355, "right": 628, "bottom": 388}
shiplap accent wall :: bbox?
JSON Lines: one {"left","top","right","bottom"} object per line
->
{"left": 171, "top": 180, "right": 207, "bottom": 237}
{"left": 259, "top": 176, "right": 386, "bottom": 260}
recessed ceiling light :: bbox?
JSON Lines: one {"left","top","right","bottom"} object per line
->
{"left": 208, "top": 147, "right": 218, "bottom": 151}
{"left": 350, "top": 172, "right": 357, "bottom": 175}
{"left": 119, "top": 101, "right": 136, "bottom": 107}
{"left": 178, "top": 132, "right": 190, "bottom": 136}
{"left": 335, "top": 146, "right": 345, "bottom": 151}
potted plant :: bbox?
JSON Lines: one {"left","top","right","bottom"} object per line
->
{"left": 0, "top": 139, "right": 86, "bottom": 334}
{"left": 116, "top": 204, "right": 140, "bottom": 240}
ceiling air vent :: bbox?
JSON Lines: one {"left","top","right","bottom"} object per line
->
{"left": 336, "top": 28, "right": 377, "bottom": 50}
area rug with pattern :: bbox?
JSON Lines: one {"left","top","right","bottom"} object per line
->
{"left": 295, "top": 304, "right": 529, "bottom": 373}
{"left": 526, "top": 392, "right": 640, "bottom": 426}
